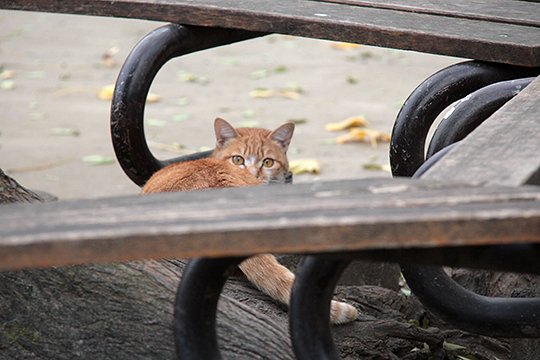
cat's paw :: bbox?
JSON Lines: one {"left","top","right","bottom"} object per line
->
{"left": 330, "top": 300, "right": 358, "bottom": 325}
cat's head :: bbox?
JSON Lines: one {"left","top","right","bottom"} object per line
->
{"left": 212, "top": 118, "right": 295, "bottom": 184}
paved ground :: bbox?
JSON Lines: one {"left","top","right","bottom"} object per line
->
{"left": 0, "top": 10, "right": 460, "bottom": 200}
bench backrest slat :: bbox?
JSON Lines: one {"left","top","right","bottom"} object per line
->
{"left": 3, "top": 0, "right": 540, "bottom": 66}
{"left": 312, "top": 0, "right": 540, "bottom": 27}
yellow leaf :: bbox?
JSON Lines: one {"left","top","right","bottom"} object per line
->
{"left": 249, "top": 88, "right": 274, "bottom": 98}
{"left": 289, "top": 159, "right": 321, "bottom": 175}
{"left": 331, "top": 42, "right": 361, "bottom": 50}
{"left": 278, "top": 90, "right": 301, "bottom": 100}
{"left": 362, "top": 163, "right": 391, "bottom": 172}
{"left": 335, "top": 128, "right": 391, "bottom": 147}
{"left": 146, "top": 92, "right": 161, "bottom": 103}
{"left": 325, "top": 116, "right": 369, "bottom": 131}
{"left": 97, "top": 85, "right": 161, "bottom": 103}
{"left": 97, "top": 85, "right": 114, "bottom": 100}
{"left": 0, "top": 69, "right": 15, "bottom": 79}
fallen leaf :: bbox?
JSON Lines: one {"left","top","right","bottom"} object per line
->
{"left": 242, "top": 109, "right": 257, "bottom": 118}
{"left": 51, "top": 128, "right": 80, "bottom": 137}
{"left": 172, "top": 113, "right": 190, "bottom": 122}
{"left": 278, "top": 90, "right": 301, "bottom": 100}
{"left": 250, "top": 69, "right": 269, "bottom": 79}
{"left": 177, "top": 71, "right": 210, "bottom": 85}
{"left": 223, "top": 57, "right": 239, "bottom": 66}
{"left": 287, "top": 118, "right": 307, "bottom": 125}
{"left": 0, "top": 80, "right": 15, "bottom": 90}
{"left": 0, "top": 69, "right": 15, "bottom": 79}
{"left": 362, "top": 163, "right": 391, "bottom": 172}
{"left": 249, "top": 88, "right": 274, "bottom": 98}
{"left": 98, "top": 85, "right": 160, "bottom": 103}
{"left": 289, "top": 159, "right": 321, "bottom": 175}
{"left": 178, "top": 72, "right": 198, "bottom": 82}
{"left": 96, "top": 85, "right": 114, "bottom": 100}
{"left": 331, "top": 42, "right": 361, "bottom": 50}
{"left": 346, "top": 75, "right": 359, "bottom": 84}
{"left": 443, "top": 342, "right": 467, "bottom": 352}
{"left": 101, "top": 46, "right": 120, "bottom": 68}
{"left": 335, "top": 128, "right": 391, "bottom": 147}
{"left": 325, "top": 116, "right": 369, "bottom": 131}
{"left": 274, "top": 65, "right": 288, "bottom": 74}
{"left": 146, "top": 92, "right": 161, "bottom": 103}
{"left": 82, "top": 155, "right": 115, "bottom": 165}
{"left": 282, "top": 81, "right": 304, "bottom": 94}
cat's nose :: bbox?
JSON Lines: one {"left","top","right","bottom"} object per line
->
{"left": 247, "top": 166, "right": 259, "bottom": 178}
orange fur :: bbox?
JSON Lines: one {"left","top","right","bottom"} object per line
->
{"left": 141, "top": 118, "right": 357, "bottom": 325}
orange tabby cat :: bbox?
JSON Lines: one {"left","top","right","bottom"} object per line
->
{"left": 142, "top": 118, "right": 358, "bottom": 324}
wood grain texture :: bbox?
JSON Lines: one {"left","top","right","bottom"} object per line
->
{"left": 2, "top": 0, "right": 540, "bottom": 66}
{"left": 424, "top": 75, "right": 540, "bottom": 186}
{"left": 312, "top": 0, "right": 540, "bottom": 27}
{"left": 1, "top": 178, "right": 539, "bottom": 271}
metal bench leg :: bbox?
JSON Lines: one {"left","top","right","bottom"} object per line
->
{"left": 289, "top": 256, "right": 351, "bottom": 360}
{"left": 174, "top": 257, "right": 245, "bottom": 359}
{"left": 390, "top": 60, "right": 540, "bottom": 177}
{"left": 427, "top": 77, "right": 534, "bottom": 158}
{"left": 110, "top": 24, "right": 264, "bottom": 186}
{"left": 392, "top": 60, "right": 540, "bottom": 337}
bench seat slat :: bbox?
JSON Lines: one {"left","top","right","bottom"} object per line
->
{"left": 1, "top": 179, "right": 539, "bottom": 271}
{"left": 3, "top": 0, "right": 540, "bottom": 66}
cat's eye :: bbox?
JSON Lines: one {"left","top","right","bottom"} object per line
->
{"left": 231, "top": 155, "right": 245, "bottom": 166}
{"left": 262, "top": 158, "right": 275, "bottom": 168}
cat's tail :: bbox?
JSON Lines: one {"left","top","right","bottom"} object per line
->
{"left": 330, "top": 300, "right": 358, "bottom": 324}
{"left": 239, "top": 254, "right": 358, "bottom": 325}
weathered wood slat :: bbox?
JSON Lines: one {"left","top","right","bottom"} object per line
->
{"left": 425, "top": 75, "right": 540, "bottom": 186}
{"left": 1, "top": 178, "right": 539, "bottom": 271}
{"left": 312, "top": 0, "right": 540, "bottom": 27}
{"left": 2, "top": 0, "right": 540, "bottom": 66}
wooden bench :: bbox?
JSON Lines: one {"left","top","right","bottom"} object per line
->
{"left": 5, "top": 0, "right": 540, "bottom": 66}
{"left": 2, "top": 1, "right": 540, "bottom": 358}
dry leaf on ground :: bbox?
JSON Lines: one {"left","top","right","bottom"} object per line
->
{"left": 82, "top": 155, "right": 115, "bottom": 166}
{"left": 289, "top": 159, "right": 321, "bottom": 175}
{"left": 335, "top": 128, "right": 391, "bottom": 147}
{"left": 325, "top": 116, "right": 369, "bottom": 131}
{"left": 331, "top": 42, "right": 361, "bottom": 50}
{"left": 101, "top": 46, "right": 120, "bottom": 68}
{"left": 362, "top": 163, "right": 391, "bottom": 172}
{"left": 249, "top": 88, "right": 274, "bottom": 98}
{"left": 97, "top": 84, "right": 161, "bottom": 103}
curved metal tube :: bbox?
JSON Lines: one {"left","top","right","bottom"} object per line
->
{"left": 111, "top": 24, "right": 264, "bottom": 186}
{"left": 401, "top": 265, "right": 540, "bottom": 337}
{"left": 427, "top": 77, "right": 534, "bottom": 158}
{"left": 174, "top": 257, "right": 245, "bottom": 359}
{"left": 392, "top": 61, "right": 540, "bottom": 337}
{"left": 290, "top": 256, "right": 351, "bottom": 360}
{"left": 390, "top": 60, "right": 539, "bottom": 177}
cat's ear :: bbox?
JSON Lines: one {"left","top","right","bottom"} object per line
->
{"left": 214, "top": 117, "right": 238, "bottom": 147}
{"left": 269, "top": 122, "right": 295, "bottom": 152}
